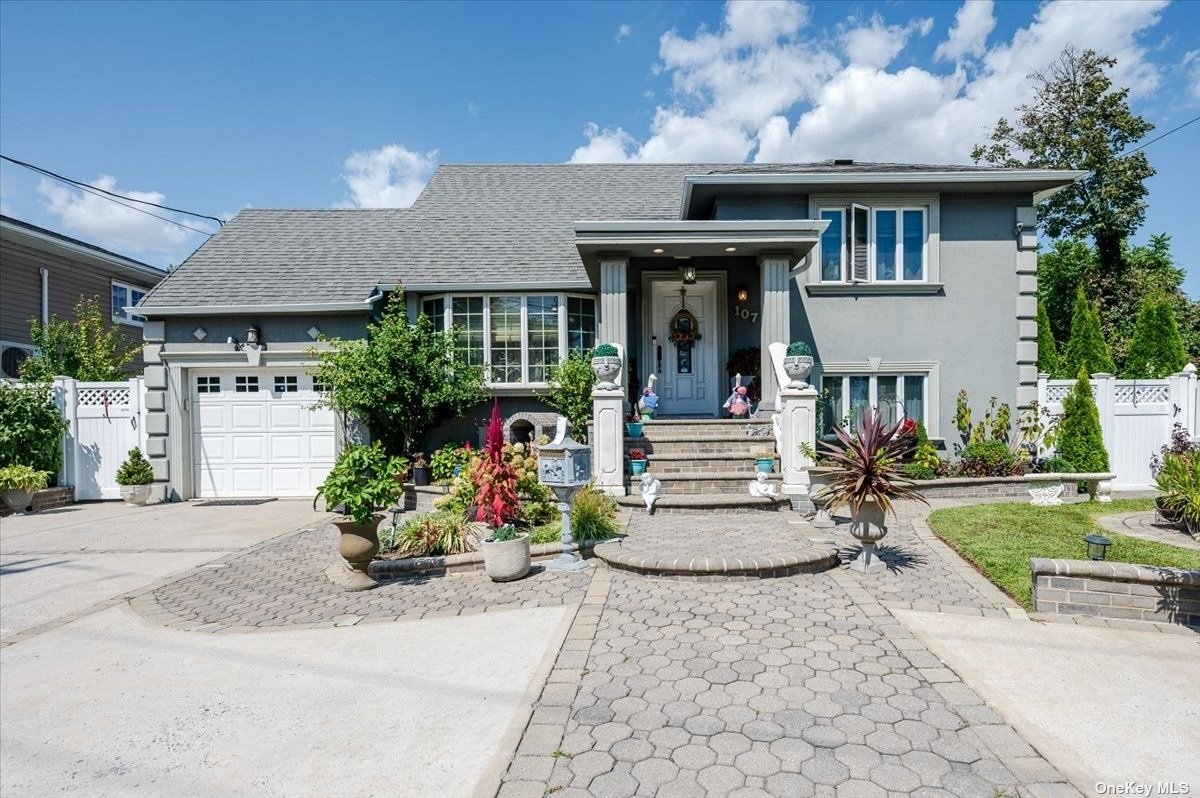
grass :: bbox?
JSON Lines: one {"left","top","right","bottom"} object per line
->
{"left": 926, "top": 499, "right": 1200, "bottom": 608}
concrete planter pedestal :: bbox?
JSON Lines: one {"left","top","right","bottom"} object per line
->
{"left": 326, "top": 515, "right": 384, "bottom": 591}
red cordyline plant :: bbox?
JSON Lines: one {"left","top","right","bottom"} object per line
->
{"left": 473, "top": 399, "right": 520, "bottom": 528}
{"left": 818, "top": 407, "right": 926, "bottom": 518}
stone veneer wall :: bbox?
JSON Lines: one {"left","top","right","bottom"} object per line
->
{"left": 914, "top": 477, "right": 1079, "bottom": 500}
{"left": 1030, "top": 558, "right": 1200, "bottom": 628}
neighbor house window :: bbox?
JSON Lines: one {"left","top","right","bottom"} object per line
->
{"left": 423, "top": 292, "right": 596, "bottom": 385}
{"left": 821, "top": 373, "right": 926, "bottom": 432}
{"left": 111, "top": 281, "right": 147, "bottom": 325}
{"left": 818, "top": 205, "right": 927, "bottom": 283}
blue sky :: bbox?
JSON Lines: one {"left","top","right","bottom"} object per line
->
{"left": 1, "top": 0, "right": 1197, "bottom": 289}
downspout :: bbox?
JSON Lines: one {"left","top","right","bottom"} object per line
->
{"left": 39, "top": 267, "right": 49, "bottom": 324}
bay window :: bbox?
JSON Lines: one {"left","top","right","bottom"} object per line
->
{"left": 422, "top": 292, "right": 596, "bottom": 385}
{"left": 817, "top": 203, "right": 929, "bottom": 283}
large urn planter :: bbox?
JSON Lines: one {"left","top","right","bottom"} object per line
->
{"left": 848, "top": 498, "right": 888, "bottom": 574}
{"left": 120, "top": 484, "right": 152, "bottom": 506}
{"left": 482, "top": 533, "right": 531, "bottom": 582}
{"left": 591, "top": 356, "right": 622, "bottom": 390}
{"left": 1, "top": 489, "right": 34, "bottom": 514}
{"left": 783, "top": 355, "right": 814, "bottom": 388}
{"left": 329, "top": 514, "right": 384, "bottom": 591}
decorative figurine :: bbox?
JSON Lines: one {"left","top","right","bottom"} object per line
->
{"left": 748, "top": 472, "right": 777, "bottom": 498}
{"left": 639, "top": 471, "right": 662, "bottom": 514}
{"left": 724, "top": 385, "right": 750, "bottom": 418}
{"left": 639, "top": 374, "right": 660, "bottom": 419}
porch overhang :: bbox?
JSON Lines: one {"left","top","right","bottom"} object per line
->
{"left": 574, "top": 219, "right": 828, "bottom": 284}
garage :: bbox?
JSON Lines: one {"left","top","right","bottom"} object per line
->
{"left": 191, "top": 370, "right": 336, "bottom": 498}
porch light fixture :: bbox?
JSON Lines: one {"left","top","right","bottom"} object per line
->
{"left": 1083, "top": 533, "right": 1111, "bottom": 561}
{"left": 652, "top": 247, "right": 665, "bottom": 254}
{"left": 681, "top": 264, "right": 697, "bottom": 284}
{"left": 736, "top": 287, "right": 749, "bottom": 303}
{"left": 245, "top": 326, "right": 261, "bottom": 347}
{"left": 724, "top": 246, "right": 737, "bottom": 253}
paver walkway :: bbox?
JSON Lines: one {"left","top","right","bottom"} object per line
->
{"left": 1097, "top": 511, "right": 1200, "bottom": 550}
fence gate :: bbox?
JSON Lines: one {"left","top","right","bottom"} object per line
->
{"left": 57, "top": 377, "right": 147, "bottom": 500}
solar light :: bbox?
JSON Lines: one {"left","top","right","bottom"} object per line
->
{"left": 1083, "top": 533, "right": 1111, "bottom": 561}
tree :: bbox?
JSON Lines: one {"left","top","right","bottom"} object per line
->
{"left": 1037, "top": 239, "right": 1096, "bottom": 345}
{"left": 1060, "top": 288, "right": 1114, "bottom": 377}
{"left": 20, "top": 296, "right": 140, "bottom": 382}
{"left": 311, "top": 291, "right": 487, "bottom": 455}
{"left": 973, "top": 46, "right": 1154, "bottom": 315}
{"left": 1055, "top": 366, "right": 1109, "bottom": 475}
{"left": 1123, "top": 296, "right": 1188, "bottom": 378}
{"left": 541, "top": 348, "right": 595, "bottom": 442}
{"left": 1035, "top": 299, "right": 1060, "bottom": 376}
{"left": 0, "top": 381, "right": 69, "bottom": 479}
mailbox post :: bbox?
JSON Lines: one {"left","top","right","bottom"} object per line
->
{"left": 538, "top": 418, "right": 592, "bottom": 572}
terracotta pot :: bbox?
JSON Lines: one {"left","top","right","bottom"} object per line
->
{"left": 330, "top": 514, "right": 384, "bottom": 591}
{"left": 1, "top": 489, "right": 34, "bottom": 513}
{"left": 848, "top": 497, "right": 888, "bottom": 574}
{"left": 482, "top": 533, "right": 531, "bottom": 582}
{"left": 120, "top": 484, "right": 152, "bottom": 506}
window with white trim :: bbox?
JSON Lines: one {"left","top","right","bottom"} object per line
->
{"left": 235, "top": 376, "right": 259, "bottom": 393}
{"left": 111, "top": 281, "right": 147, "bottom": 326}
{"left": 422, "top": 293, "right": 597, "bottom": 385}
{"left": 818, "top": 205, "right": 927, "bottom": 283}
{"left": 196, "top": 376, "right": 221, "bottom": 393}
{"left": 821, "top": 373, "right": 926, "bottom": 432}
{"left": 273, "top": 375, "right": 298, "bottom": 393}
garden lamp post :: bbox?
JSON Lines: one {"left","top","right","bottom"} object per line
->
{"left": 539, "top": 418, "right": 592, "bottom": 572}
{"left": 1083, "top": 533, "right": 1112, "bottom": 561}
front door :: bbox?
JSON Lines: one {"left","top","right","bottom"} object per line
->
{"left": 647, "top": 278, "right": 721, "bottom": 416}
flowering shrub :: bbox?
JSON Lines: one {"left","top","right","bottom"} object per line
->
{"left": 1150, "top": 422, "right": 1200, "bottom": 476}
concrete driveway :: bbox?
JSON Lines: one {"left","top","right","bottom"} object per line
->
{"left": 1, "top": 500, "right": 328, "bottom": 643}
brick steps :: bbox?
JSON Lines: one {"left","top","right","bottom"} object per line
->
{"left": 615, "top": 493, "right": 789, "bottom": 513}
{"left": 627, "top": 472, "right": 781, "bottom": 494}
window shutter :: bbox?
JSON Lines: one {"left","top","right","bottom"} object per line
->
{"left": 850, "top": 204, "right": 870, "bottom": 282}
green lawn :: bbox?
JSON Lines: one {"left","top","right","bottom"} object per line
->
{"left": 926, "top": 499, "right": 1200, "bottom": 608}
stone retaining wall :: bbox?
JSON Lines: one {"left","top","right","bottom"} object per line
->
{"left": 370, "top": 540, "right": 595, "bottom": 580}
{"left": 1030, "top": 558, "right": 1200, "bottom": 628}
{"left": 913, "top": 476, "right": 1079, "bottom": 500}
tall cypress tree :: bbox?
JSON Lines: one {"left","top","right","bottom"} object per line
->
{"left": 1123, "top": 296, "right": 1188, "bottom": 378}
{"left": 1036, "top": 298, "right": 1061, "bottom": 376}
{"left": 1060, "top": 287, "right": 1115, "bottom": 377}
{"left": 1056, "top": 366, "right": 1109, "bottom": 474}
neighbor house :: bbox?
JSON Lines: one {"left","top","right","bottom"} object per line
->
{"left": 134, "top": 161, "right": 1081, "bottom": 501}
{"left": 0, "top": 214, "right": 165, "bottom": 377}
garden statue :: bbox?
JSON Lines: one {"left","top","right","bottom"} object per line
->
{"left": 639, "top": 374, "right": 660, "bottom": 419}
{"left": 724, "top": 377, "right": 750, "bottom": 419}
{"left": 639, "top": 471, "right": 661, "bottom": 514}
{"left": 748, "top": 472, "right": 777, "bottom": 498}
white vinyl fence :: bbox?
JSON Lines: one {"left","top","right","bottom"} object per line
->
{"left": 1039, "top": 367, "right": 1198, "bottom": 490}
{"left": 53, "top": 377, "right": 148, "bottom": 500}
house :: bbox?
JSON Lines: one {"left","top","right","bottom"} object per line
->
{"left": 0, "top": 214, "right": 165, "bottom": 377}
{"left": 135, "top": 161, "right": 1082, "bottom": 501}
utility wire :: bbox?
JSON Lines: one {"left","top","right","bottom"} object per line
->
{"left": 1120, "top": 115, "right": 1199, "bottom": 158}
{"left": 67, "top": 179, "right": 217, "bottom": 237}
{"left": 0, "top": 154, "right": 224, "bottom": 231}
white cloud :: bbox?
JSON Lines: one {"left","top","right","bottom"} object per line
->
{"left": 37, "top": 175, "right": 209, "bottom": 253}
{"left": 570, "top": 0, "right": 1169, "bottom": 165}
{"left": 615, "top": 24, "right": 632, "bottom": 43}
{"left": 338, "top": 144, "right": 437, "bottom": 208}
{"left": 467, "top": 101, "right": 479, "bottom": 117}
{"left": 935, "top": 1, "right": 996, "bottom": 63}
{"left": 1184, "top": 50, "right": 1200, "bottom": 101}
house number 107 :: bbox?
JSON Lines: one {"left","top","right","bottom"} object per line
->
{"left": 733, "top": 305, "right": 759, "bottom": 323}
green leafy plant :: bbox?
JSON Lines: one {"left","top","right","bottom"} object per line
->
{"left": 1154, "top": 452, "right": 1200, "bottom": 533}
{"left": 900, "top": 463, "right": 937, "bottom": 481}
{"left": 1123, "top": 295, "right": 1188, "bottom": 378}
{"left": 1035, "top": 299, "right": 1061, "bottom": 376}
{"left": 310, "top": 288, "right": 487, "bottom": 456}
{"left": 0, "top": 464, "right": 50, "bottom": 491}
{"left": 314, "top": 442, "right": 407, "bottom": 525}
{"left": 430, "top": 443, "right": 474, "bottom": 484}
{"left": 114, "top": 448, "right": 154, "bottom": 486}
{"left": 955, "top": 441, "right": 1020, "bottom": 477}
{"left": 489, "top": 523, "right": 520, "bottom": 542}
{"left": 592, "top": 343, "right": 618, "bottom": 358}
{"left": 20, "top": 296, "right": 140, "bottom": 382}
{"left": 1034, "top": 455, "right": 1073, "bottom": 474}
{"left": 542, "top": 348, "right": 595, "bottom": 442}
{"left": 570, "top": 486, "right": 621, "bottom": 541}
{"left": 911, "top": 422, "right": 941, "bottom": 472}
{"left": 1055, "top": 366, "right": 1110, "bottom": 477}
{"left": 786, "top": 341, "right": 812, "bottom": 357}
{"left": 0, "top": 381, "right": 68, "bottom": 480}
{"left": 797, "top": 441, "right": 818, "bottom": 461}
{"left": 818, "top": 408, "right": 925, "bottom": 518}
{"left": 1060, "top": 287, "right": 1115, "bottom": 377}
{"left": 389, "top": 511, "right": 473, "bottom": 556}
{"left": 954, "top": 390, "right": 1013, "bottom": 449}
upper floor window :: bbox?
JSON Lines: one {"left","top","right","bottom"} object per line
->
{"left": 421, "top": 292, "right": 597, "bottom": 385}
{"left": 818, "top": 204, "right": 928, "bottom": 283}
{"left": 111, "top": 281, "right": 146, "bottom": 326}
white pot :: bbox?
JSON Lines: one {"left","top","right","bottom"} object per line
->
{"left": 482, "top": 533, "right": 531, "bottom": 582}
{"left": 591, "top": 356, "right": 622, "bottom": 389}
{"left": 783, "top": 355, "right": 814, "bottom": 388}
{"left": 1026, "top": 478, "right": 1064, "bottom": 507}
{"left": 1, "top": 488, "right": 34, "bottom": 513}
{"left": 848, "top": 498, "right": 887, "bottom": 574}
{"left": 120, "top": 484, "right": 152, "bottom": 506}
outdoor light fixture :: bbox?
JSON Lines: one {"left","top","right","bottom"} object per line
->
{"left": 681, "top": 264, "right": 697, "bottom": 284}
{"left": 736, "top": 287, "right": 749, "bottom": 302}
{"left": 1083, "top": 533, "right": 1112, "bottom": 561}
{"left": 725, "top": 246, "right": 737, "bottom": 252}
{"left": 245, "top": 326, "right": 261, "bottom": 347}
{"left": 652, "top": 247, "right": 665, "bottom": 254}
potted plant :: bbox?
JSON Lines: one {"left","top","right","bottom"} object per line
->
{"left": 820, "top": 408, "right": 925, "bottom": 573}
{"left": 626, "top": 409, "right": 644, "bottom": 439}
{"left": 1154, "top": 451, "right": 1200, "bottom": 535}
{"left": 628, "top": 449, "right": 648, "bottom": 476}
{"left": 475, "top": 401, "right": 530, "bottom": 581}
{"left": 0, "top": 465, "right": 49, "bottom": 513}
{"left": 753, "top": 449, "right": 776, "bottom": 473}
{"left": 783, "top": 341, "right": 814, "bottom": 388}
{"left": 115, "top": 448, "right": 154, "bottom": 506}
{"left": 590, "top": 343, "right": 621, "bottom": 389}
{"left": 481, "top": 523, "right": 531, "bottom": 582}
{"left": 410, "top": 451, "right": 431, "bottom": 486}
{"left": 315, "top": 442, "right": 407, "bottom": 591}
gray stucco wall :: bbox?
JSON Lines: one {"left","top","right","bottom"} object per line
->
{"left": 795, "top": 192, "right": 1026, "bottom": 445}
{"left": 160, "top": 313, "right": 370, "bottom": 345}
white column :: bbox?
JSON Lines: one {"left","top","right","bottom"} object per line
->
{"left": 778, "top": 385, "right": 818, "bottom": 512}
{"left": 598, "top": 255, "right": 630, "bottom": 399}
{"left": 591, "top": 386, "right": 626, "bottom": 496}
{"left": 54, "top": 377, "right": 77, "bottom": 490}
{"left": 1092, "top": 372, "right": 1116, "bottom": 470}
{"left": 759, "top": 254, "right": 791, "bottom": 413}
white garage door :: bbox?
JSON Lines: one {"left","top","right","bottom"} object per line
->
{"left": 191, "top": 370, "right": 335, "bottom": 498}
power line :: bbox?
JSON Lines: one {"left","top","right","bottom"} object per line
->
{"left": 1121, "top": 115, "right": 1199, "bottom": 158}
{"left": 0, "top": 154, "right": 224, "bottom": 232}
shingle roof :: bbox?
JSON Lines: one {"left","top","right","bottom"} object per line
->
{"left": 139, "top": 161, "right": 990, "bottom": 308}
